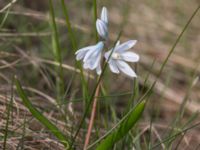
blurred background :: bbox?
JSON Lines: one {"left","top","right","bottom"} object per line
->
{"left": 0, "top": 0, "right": 200, "bottom": 149}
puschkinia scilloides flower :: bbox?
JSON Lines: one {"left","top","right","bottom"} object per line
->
{"left": 75, "top": 6, "right": 139, "bottom": 78}
{"left": 75, "top": 41, "right": 104, "bottom": 75}
{"left": 96, "top": 7, "right": 108, "bottom": 40}
{"left": 104, "top": 40, "right": 139, "bottom": 78}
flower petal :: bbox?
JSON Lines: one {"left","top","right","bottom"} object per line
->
{"left": 104, "top": 41, "right": 121, "bottom": 61}
{"left": 108, "top": 60, "right": 119, "bottom": 74}
{"left": 96, "top": 19, "right": 108, "bottom": 39}
{"left": 76, "top": 50, "right": 87, "bottom": 60}
{"left": 83, "top": 61, "right": 90, "bottom": 69}
{"left": 75, "top": 45, "right": 94, "bottom": 55}
{"left": 83, "top": 41, "right": 104, "bottom": 62}
{"left": 75, "top": 45, "right": 95, "bottom": 60}
{"left": 83, "top": 52, "right": 101, "bottom": 70}
{"left": 83, "top": 48, "right": 96, "bottom": 62}
{"left": 82, "top": 42, "right": 103, "bottom": 71}
{"left": 96, "top": 63, "right": 102, "bottom": 75}
{"left": 116, "top": 60, "right": 137, "bottom": 77}
{"left": 104, "top": 50, "right": 112, "bottom": 61}
{"left": 76, "top": 53, "right": 83, "bottom": 60}
{"left": 121, "top": 52, "right": 139, "bottom": 62}
{"left": 115, "top": 40, "right": 137, "bottom": 52}
{"left": 91, "top": 52, "right": 101, "bottom": 70}
{"left": 101, "top": 7, "right": 108, "bottom": 24}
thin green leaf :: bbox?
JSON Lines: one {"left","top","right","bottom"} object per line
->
{"left": 96, "top": 101, "right": 146, "bottom": 150}
{"left": 15, "top": 79, "right": 69, "bottom": 149}
{"left": 3, "top": 90, "right": 13, "bottom": 150}
{"left": 49, "top": 0, "right": 64, "bottom": 102}
{"left": 93, "top": 0, "right": 99, "bottom": 42}
{"left": 151, "top": 122, "right": 200, "bottom": 149}
{"left": 60, "top": 0, "right": 89, "bottom": 106}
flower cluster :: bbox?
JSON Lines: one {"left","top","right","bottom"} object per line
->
{"left": 75, "top": 7, "right": 139, "bottom": 78}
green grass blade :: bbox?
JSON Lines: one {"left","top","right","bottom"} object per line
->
{"left": 3, "top": 89, "right": 13, "bottom": 150}
{"left": 49, "top": 0, "right": 64, "bottom": 102}
{"left": 15, "top": 78, "right": 69, "bottom": 149}
{"left": 49, "top": 0, "right": 62, "bottom": 63}
{"left": 93, "top": 0, "right": 99, "bottom": 42}
{"left": 96, "top": 101, "right": 146, "bottom": 150}
{"left": 156, "top": 5, "right": 200, "bottom": 81}
{"left": 152, "top": 122, "right": 200, "bottom": 149}
{"left": 60, "top": 0, "right": 77, "bottom": 50}
{"left": 60, "top": 0, "right": 89, "bottom": 105}
{"left": 3, "top": 78, "right": 14, "bottom": 150}
{"left": 126, "top": 5, "right": 200, "bottom": 120}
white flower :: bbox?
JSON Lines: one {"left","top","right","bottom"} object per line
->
{"left": 104, "top": 40, "right": 139, "bottom": 78}
{"left": 96, "top": 7, "right": 108, "bottom": 40}
{"left": 75, "top": 41, "right": 104, "bottom": 75}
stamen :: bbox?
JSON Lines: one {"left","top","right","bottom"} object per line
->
{"left": 112, "top": 53, "right": 121, "bottom": 59}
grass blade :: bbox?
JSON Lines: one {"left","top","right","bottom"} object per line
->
{"left": 3, "top": 91, "right": 13, "bottom": 150}
{"left": 49, "top": 0, "right": 64, "bottom": 102}
{"left": 152, "top": 122, "right": 200, "bottom": 149}
{"left": 96, "top": 101, "right": 146, "bottom": 150}
{"left": 15, "top": 78, "right": 70, "bottom": 149}
{"left": 93, "top": 0, "right": 99, "bottom": 42}
{"left": 60, "top": 0, "right": 89, "bottom": 105}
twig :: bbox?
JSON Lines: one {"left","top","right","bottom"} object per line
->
{"left": 0, "top": 0, "right": 17, "bottom": 13}
{"left": 0, "top": 32, "right": 51, "bottom": 37}
{"left": 83, "top": 84, "right": 100, "bottom": 150}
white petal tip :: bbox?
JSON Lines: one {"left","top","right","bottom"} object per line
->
{"left": 101, "top": 7, "right": 108, "bottom": 24}
{"left": 129, "top": 40, "right": 137, "bottom": 48}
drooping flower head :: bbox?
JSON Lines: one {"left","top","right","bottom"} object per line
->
{"left": 104, "top": 40, "right": 139, "bottom": 78}
{"left": 75, "top": 41, "right": 104, "bottom": 75}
